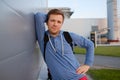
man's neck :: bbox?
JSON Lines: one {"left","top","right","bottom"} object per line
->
{"left": 49, "top": 31, "right": 60, "bottom": 37}
{"left": 50, "top": 33, "right": 59, "bottom": 37}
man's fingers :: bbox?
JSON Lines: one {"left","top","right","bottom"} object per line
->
{"left": 76, "top": 65, "right": 90, "bottom": 74}
{"left": 76, "top": 68, "right": 85, "bottom": 74}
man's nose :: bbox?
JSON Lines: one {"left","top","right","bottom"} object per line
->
{"left": 53, "top": 22, "right": 58, "bottom": 26}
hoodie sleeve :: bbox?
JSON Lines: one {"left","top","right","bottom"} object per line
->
{"left": 34, "top": 12, "right": 47, "bottom": 53}
{"left": 70, "top": 32, "right": 94, "bottom": 66}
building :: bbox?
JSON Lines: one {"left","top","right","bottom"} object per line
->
{"left": 61, "top": 0, "right": 120, "bottom": 43}
{"left": 0, "top": 0, "right": 47, "bottom": 80}
{"left": 62, "top": 18, "right": 108, "bottom": 44}
{"left": 107, "top": 0, "right": 120, "bottom": 42}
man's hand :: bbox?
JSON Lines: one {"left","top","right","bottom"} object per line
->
{"left": 76, "top": 65, "right": 90, "bottom": 74}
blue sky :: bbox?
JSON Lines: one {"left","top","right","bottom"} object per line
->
{"left": 48, "top": 0, "right": 107, "bottom": 18}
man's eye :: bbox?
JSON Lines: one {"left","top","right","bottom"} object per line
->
{"left": 49, "top": 19, "right": 54, "bottom": 22}
{"left": 58, "top": 21, "right": 62, "bottom": 24}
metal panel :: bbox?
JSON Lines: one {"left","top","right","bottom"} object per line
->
{"left": 0, "top": 0, "right": 47, "bottom": 80}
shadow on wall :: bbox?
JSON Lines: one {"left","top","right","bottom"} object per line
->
{"left": 0, "top": 0, "right": 44, "bottom": 80}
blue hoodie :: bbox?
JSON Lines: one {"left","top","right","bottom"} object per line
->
{"left": 35, "top": 12, "right": 94, "bottom": 80}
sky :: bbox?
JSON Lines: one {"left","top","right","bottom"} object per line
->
{"left": 48, "top": 0, "right": 107, "bottom": 18}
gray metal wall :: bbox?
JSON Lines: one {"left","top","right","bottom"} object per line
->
{"left": 0, "top": 0, "right": 46, "bottom": 80}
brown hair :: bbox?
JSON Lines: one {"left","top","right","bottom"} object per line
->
{"left": 46, "top": 9, "right": 64, "bottom": 22}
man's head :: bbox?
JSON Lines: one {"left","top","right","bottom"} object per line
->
{"left": 46, "top": 9, "right": 64, "bottom": 23}
{"left": 46, "top": 9, "right": 65, "bottom": 37}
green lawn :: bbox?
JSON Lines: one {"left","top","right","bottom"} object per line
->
{"left": 74, "top": 46, "right": 120, "bottom": 57}
{"left": 74, "top": 46, "right": 120, "bottom": 80}
{"left": 87, "top": 69, "right": 120, "bottom": 80}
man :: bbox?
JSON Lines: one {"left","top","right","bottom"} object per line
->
{"left": 35, "top": 9, "right": 94, "bottom": 80}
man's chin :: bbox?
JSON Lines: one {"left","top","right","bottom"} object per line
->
{"left": 50, "top": 31, "right": 59, "bottom": 35}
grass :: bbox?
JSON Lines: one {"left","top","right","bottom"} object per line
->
{"left": 87, "top": 69, "right": 120, "bottom": 80}
{"left": 73, "top": 46, "right": 120, "bottom": 57}
{"left": 74, "top": 46, "right": 120, "bottom": 79}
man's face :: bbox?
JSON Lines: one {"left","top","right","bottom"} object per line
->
{"left": 47, "top": 14, "right": 63, "bottom": 36}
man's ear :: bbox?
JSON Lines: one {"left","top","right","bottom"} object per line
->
{"left": 46, "top": 22, "right": 48, "bottom": 25}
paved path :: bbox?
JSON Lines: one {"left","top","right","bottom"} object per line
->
{"left": 75, "top": 54, "right": 120, "bottom": 69}
{"left": 38, "top": 54, "right": 120, "bottom": 80}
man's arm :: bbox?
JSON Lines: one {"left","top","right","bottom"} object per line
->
{"left": 76, "top": 38, "right": 94, "bottom": 74}
{"left": 34, "top": 12, "right": 46, "bottom": 53}
{"left": 69, "top": 32, "right": 94, "bottom": 74}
